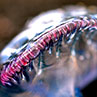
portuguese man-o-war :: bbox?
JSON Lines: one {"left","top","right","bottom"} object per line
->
{"left": 0, "top": 5, "right": 97, "bottom": 97}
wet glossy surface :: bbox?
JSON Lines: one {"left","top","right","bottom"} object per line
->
{"left": 0, "top": 5, "right": 97, "bottom": 97}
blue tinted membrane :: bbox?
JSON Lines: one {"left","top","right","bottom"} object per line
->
{"left": 11, "top": 37, "right": 28, "bottom": 49}
{"left": 0, "top": 37, "right": 28, "bottom": 64}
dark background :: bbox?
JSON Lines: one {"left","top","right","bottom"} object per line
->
{"left": 0, "top": 0, "right": 97, "bottom": 97}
